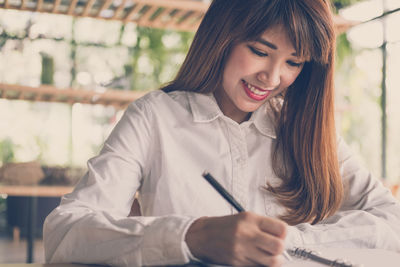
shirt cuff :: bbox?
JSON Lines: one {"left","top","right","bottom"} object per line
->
{"left": 140, "top": 215, "right": 196, "bottom": 266}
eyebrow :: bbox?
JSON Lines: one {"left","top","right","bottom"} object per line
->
{"left": 256, "top": 38, "right": 298, "bottom": 57}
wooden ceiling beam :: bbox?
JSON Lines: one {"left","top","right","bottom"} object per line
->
{"left": 96, "top": 0, "right": 113, "bottom": 18}
{"left": 36, "top": 0, "right": 44, "bottom": 12}
{"left": 136, "top": 5, "right": 158, "bottom": 25}
{"left": 163, "top": 9, "right": 183, "bottom": 28}
{"left": 52, "top": 0, "right": 61, "bottom": 13}
{"left": 112, "top": 0, "right": 127, "bottom": 20}
{"left": 20, "top": 0, "right": 27, "bottom": 9}
{"left": 149, "top": 7, "right": 173, "bottom": 28}
{"left": 67, "top": 0, "right": 79, "bottom": 15}
{"left": 123, "top": 3, "right": 144, "bottom": 23}
{"left": 82, "top": 0, "right": 96, "bottom": 17}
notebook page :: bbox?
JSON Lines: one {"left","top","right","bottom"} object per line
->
{"left": 284, "top": 247, "right": 400, "bottom": 267}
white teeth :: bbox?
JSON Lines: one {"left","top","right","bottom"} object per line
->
{"left": 244, "top": 81, "right": 268, "bottom": 96}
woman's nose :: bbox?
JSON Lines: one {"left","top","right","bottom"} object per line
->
{"left": 257, "top": 67, "right": 280, "bottom": 88}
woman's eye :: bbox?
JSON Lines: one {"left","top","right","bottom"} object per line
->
{"left": 287, "top": 61, "right": 303, "bottom": 67}
{"left": 248, "top": 46, "right": 268, "bottom": 57}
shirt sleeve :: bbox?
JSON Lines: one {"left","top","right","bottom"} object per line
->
{"left": 285, "top": 137, "right": 400, "bottom": 252}
{"left": 43, "top": 96, "right": 195, "bottom": 266}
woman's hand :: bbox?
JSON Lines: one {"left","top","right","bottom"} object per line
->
{"left": 185, "top": 211, "right": 287, "bottom": 266}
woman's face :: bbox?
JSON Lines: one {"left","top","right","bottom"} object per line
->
{"left": 215, "top": 24, "right": 305, "bottom": 123}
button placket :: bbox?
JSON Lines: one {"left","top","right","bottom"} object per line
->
{"left": 230, "top": 125, "right": 249, "bottom": 210}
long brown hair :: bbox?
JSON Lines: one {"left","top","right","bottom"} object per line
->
{"left": 162, "top": 0, "right": 343, "bottom": 225}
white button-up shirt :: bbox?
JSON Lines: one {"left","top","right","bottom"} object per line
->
{"left": 43, "top": 90, "right": 400, "bottom": 266}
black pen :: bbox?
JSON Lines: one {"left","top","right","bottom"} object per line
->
{"left": 201, "top": 172, "right": 292, "bottom": 261}
{"left": 202, "top": 172, "right": 244, "bottom": 212}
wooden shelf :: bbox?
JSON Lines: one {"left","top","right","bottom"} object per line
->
{"left": 0, "top": 83, "right": 148, "bottom": 109}
{"left": 0, "top": 0, "right": 357, "bottom": 33}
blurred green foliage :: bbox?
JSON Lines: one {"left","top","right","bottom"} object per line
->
{"left": 41, "top": 53, "right": 54, "bottom": 85}
{"left": 128, "top": 27, "right": 194, "bottom": 91}
{"left": 336, "top": 33, "right": 354, "bottom": 68}
{"left": 332, "top": 0, "right": 365, "bottom": 11}
{"left": 0, "top": 138, "right": 15, "bottom": 165}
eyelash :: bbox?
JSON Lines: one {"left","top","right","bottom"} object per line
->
{"left": 247, "top": 45, "right": 303, "bottom": 68}
{"left": 287, "top": 61, "right": 303, "bottom": 67}
{"left": 248, "top": 46, "right": 268, "bottom": 57}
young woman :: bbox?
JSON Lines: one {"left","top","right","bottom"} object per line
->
{"left": 44, "top": 0, "right": 400, "bottom": 266}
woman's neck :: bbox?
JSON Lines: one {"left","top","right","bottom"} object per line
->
{"left": 213, "top": 90, "right": 251, "bottom": 124}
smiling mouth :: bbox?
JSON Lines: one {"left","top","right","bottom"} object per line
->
{"left": 241, "top": 80, "right": 274, "bottom": 101}
{"left": 242, "top": 80, "right": 273, "bottom": 96}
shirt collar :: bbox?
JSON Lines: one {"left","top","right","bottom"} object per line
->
{"left": 188, "top": 92, "right": 223, "bottom": 122}
{"left": 187, "top": 92, "right": 276, "bottom": 139}
{"left": 249, "top": 102, "right": 277, "bottom": 139}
